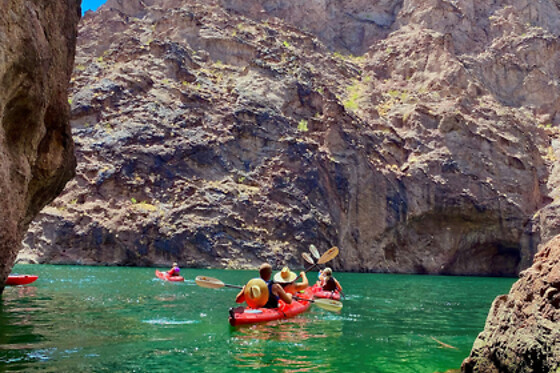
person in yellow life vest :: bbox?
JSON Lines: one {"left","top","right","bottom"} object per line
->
{"left": 273, "top": 266, "right": 309, "bottom": 294}
{"left": 235, "top": 263, "right": 292, "bottom": 308}
{"left": 319, "top": 267, "right": 342, "bottom": 292}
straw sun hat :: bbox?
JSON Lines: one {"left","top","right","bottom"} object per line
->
{"left": 273, "top": 267, "right": 297, "bottom": 284}
{"left": 244, "top": 278, "right": 269, "bottom": 308}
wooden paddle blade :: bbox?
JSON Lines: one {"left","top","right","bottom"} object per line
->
{"left": 317, "top": 246, "right": 339, "bottom": 264}
{"left": 195, "top": 276, "right": 225, "bottom": 289}
{"left": 309, "top": 244, "right": 320, "bottom": 260}
{"left": 302, "top": 252, "right": 315, "bottom": 265}
{"left": 313, "top": 298, "right": 343, "bottom": 312}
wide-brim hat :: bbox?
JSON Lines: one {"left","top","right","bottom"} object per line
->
{"left": 244, "top": 278, "right": 269, "bottom": 308}
{"left": 273, "top": 267, "right": 297, "bottom": 284}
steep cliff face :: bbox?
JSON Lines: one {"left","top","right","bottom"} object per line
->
{"left": 462, "top": 236, "right": 560, "bottom": 372}
{"left": 222, "top": 0, "right": 402, "bottom": 55}
{"left": 0, "top": 0, "right": 80, "bottom": 291}
{"left": 19, "top": 0, "right": 560, "bottom": 278}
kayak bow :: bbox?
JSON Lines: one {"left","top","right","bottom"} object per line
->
{"left": 6, "top": 275, "right": 38, "bottom": 286}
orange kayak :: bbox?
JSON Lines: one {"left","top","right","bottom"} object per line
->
{"left": 229, "top": 287, "right": 313, "bottom": 326}
{"left": 155, "top": 270, "right": 184, "bottom": 282}
{"left": 6, "top": 275, "right": 38, "bottom": 286}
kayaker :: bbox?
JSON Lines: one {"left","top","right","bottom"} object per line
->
{"left": 274, "top": 266, "right": 309, "bottom": 294}
{"left": 235, "top": 263, "right": 292, "bottom": 308}
{"left": 167, "top": 262, "right": 181, "bottom": 277}
{"left": 319, "top": 267, "right": 342, "bottom": 292}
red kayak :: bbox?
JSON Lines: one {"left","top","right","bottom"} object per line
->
{"left": 155, "top": 270, "right": 184, "bottom": 282}
{"left": 311, "top": 284, "right": 341, "bottom": 301}
{"left": 229, "top": 287, "right": 313, "bottom": 326}
{"left": 5, "top": 275, "right": 38, "bottom": 286}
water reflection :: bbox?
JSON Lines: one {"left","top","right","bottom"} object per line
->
{"left": 0, "top": 286, "right": 47, "bottom": 369}
{"left": 230, "top": 315, "right": 343, "bottom": 372}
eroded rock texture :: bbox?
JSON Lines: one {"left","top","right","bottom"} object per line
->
{"left": 19, "top": 0, "right": 560, "bottom": 276}
{"left": 0, "top": 0, "right": 80, "bottom": 291}
{"left": 462, "top": 236, "right": 560, "bottom": 372}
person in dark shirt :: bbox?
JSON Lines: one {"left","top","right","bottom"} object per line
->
{"left": 319, "top": 267, "right": 342, "bottom": 292}
{"left": 235, "top": 263, "right": 292, "bottom": 308}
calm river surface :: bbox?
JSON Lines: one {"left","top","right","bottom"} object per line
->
{"left": 0, "top": 265, "right": 515, "bottom": 372}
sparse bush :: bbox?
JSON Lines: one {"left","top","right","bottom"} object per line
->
{"left": 297, "top": 119, "right": 309, "bottom": 132}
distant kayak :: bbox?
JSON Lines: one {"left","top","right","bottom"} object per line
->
{"left": 6, "top": 275, "right": 38, "bottom": 286}
{"left": 229, "top": 287, "right": 313, "bottom": 326}
{"left": 311, "top": 284, "right": 341, "bottom": 301}
{"left": 155, "top": 270, "right": 184, "bottom": 282}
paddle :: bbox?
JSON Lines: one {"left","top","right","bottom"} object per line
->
{"left": 302, "top": 252, "right": 314, "bottom": 266}
{"left": 195, "top": 275, "right": 242, "bottom": 289}
{"left": 195, "top": 276, "right": 342, "bottom": 312}
{"left": 296, "top": 246, "right": 339, "bottom": 279}
{"left": 309, "top": 244, "right": 320, "bottom": 260}
{"left": 294, "top": 295, "right": 342, "bottom": 312}
{"left": 293, "top": 246, "right": 339, "bottom": 282}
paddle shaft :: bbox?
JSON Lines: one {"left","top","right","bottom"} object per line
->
{"left": 293, "top": 295, "right": 343, "bottom": 311}
{"left": 293, "top": 295, "right": 315, "bottom": 303}
{"left": 292, "top": 263, "right": 317, "bottom": 283}
{"left": 224, "top": 283, "right": 243, "bottom": 289}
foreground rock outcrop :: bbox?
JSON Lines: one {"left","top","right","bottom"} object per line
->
{"left": 462, "top": 236, "right": 560, "bottom": 372}
{"left": 0, "top": 1, "right": 80, "bottom": 291}
{"left": 19, "top": 0, "right": 560, "bottom": 277}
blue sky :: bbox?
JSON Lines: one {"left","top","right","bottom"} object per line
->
{"left": 81, "top": 0, "right": 107, "bottom": 14}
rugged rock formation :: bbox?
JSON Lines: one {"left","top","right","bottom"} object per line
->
{"left": 462, "top": 236, "right": 560, "bottom": 372}
{"left": 19, "top": 0, "right": 560, "bottom": 277}
{"left": 0, "top": 1, "right": 80, "bottom": 291}
{"left": 222, "top": 0, "right": 402, "bottom": 55}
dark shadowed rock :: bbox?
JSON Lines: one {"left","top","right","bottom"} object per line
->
{"left": 0, "top": 0, "right": 80, "bottom": 292}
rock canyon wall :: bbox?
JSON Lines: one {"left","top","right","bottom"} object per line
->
{"left": 19, "top": 0, "right": 560, "bottom": 279}
{"left": 0, "top": 0, "right": 80, "bottom": 292}
{"left": 462, "top": 236, "right": 560, "bottom": 372}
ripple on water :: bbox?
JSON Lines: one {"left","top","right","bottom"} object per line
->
{"left": 141, "top": 318, "right": 199, "bottom": 325}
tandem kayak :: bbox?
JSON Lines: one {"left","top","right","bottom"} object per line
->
{"left": 229, "top": 287, "right": 313, "bottom": 326}
{"left": 311, "top": 284, "right": 341, "bottom": 301}
{"left": 6, "top": 275, "right": 38, "bottom": 286}
{"left": 155, "top": 270, "right": 184, "bottom": 282}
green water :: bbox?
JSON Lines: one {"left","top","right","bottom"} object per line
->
{"left": 0, "top": 265, "right": 515, "bottom": 372}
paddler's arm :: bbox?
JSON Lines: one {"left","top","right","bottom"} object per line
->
{"left": 235, "top": 285, "right": 246, "bottom": 303}
{"left": 295, "top": 271, "right": 309, "bottom": 291}
{"left": 335, "top": 278, "right": 343, "bottom": 292}
{"left": 272, "top": 283, "right": 292, "bottom": 304}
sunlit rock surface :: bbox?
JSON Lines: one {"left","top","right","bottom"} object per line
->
{"left": 462, "top": 235, "right": 560, "bottom": 372}
{"left": 21, "top": 0, "right": 559, "bottom": 279}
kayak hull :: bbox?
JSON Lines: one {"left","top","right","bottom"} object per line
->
{"left": 155, "top": 270, "right": 184, "bottom": 282}
{"left": 6, "top": 275, "right": 38, "bottom": 286}
{"left": 311, "top": 284, "right": 341, "bottom": 301}
{"left": 229, "top": 287, "right": 313, "bottom": 326}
